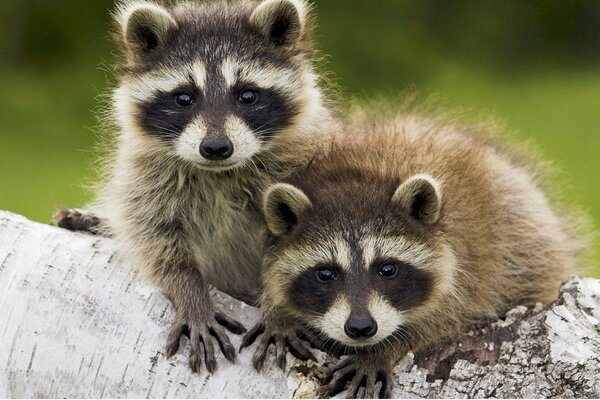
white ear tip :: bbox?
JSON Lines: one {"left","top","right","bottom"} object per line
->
{"left": 117, "top": 1, "right": 176, "bottom": 31}
{"left": 258, "top": 0, "right": 306, "bottom": 12}
{"left": 284, "top": 0, "right": 308, "bottom": 26}
{"left": 393, "top": 173, "right": 443, "bottom": 225}
{"left": 408, "top": 174, "right": 443, "bottom": 197}
{"left": 263, "top": 183, "right": 311, "bottom": 236}
{"left": 251, "top": 0, "right": 308, "bottom": 43}
{"left": 263, "top": 183, "right": 306, "bottom": 208}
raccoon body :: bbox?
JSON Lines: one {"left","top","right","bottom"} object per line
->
{"left": 249, "top": 113, "right": 581, "bottom": 397}
{"left": 58, "top": 0, "right": 335, "bottom": 373}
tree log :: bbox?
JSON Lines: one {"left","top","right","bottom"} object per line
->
{"left": 0, "top": 210, "right": 598, "bottom": 398}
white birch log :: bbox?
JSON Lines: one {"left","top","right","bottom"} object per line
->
{"left": 0, "top": 210, "right": 599, "bottom": 398}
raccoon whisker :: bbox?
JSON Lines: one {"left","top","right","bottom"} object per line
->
{"left": 255, "top": 126, "right": 282, "bottom": 135}
{"left": 254, "top": 155, "right": 274, "bottom": 176}
{"left": 254, "top": 152, "right": 285, "bottom": 170}
{"left": 256, "top": 145, "right": 291, "bottom": 162}
{"left": 382, "top": 336, "right": 396, "bottom": 354}
{"left": 391, "top": 329, "right": 412, "bottom": 348}
{"left": 248, "top": 154, "right": 284, "bottom": 175}
{"left": 244, "top": 157, "right": 263, "bottom": 177}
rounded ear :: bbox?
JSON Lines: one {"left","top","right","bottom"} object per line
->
{"left": 263, "top": 183, "right": 312, "bottom": 236}
{"left": 250, "top": 0, "right": 307, "bottom": 47}
{"left": 116, "top": 2, "right": 177, "bottom": 56}
{"left": 392, "top": 174, "right": 442, "bottom": 225}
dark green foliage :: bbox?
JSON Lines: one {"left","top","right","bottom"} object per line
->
{"left": 0, "top": 0, "right": 597, "bottom": 274}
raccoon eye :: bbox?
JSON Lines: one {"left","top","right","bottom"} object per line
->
{"left": 238, "top": 89, "right": 258, "bottom": 105}
{"left": 378, "top": 262, "right": 398, "bottom": 278}
{"left": 174, "top": 92, "right": 194, "bottom": 107}
{"left": 315, "top": 266, "right": 336, "bottom": 283}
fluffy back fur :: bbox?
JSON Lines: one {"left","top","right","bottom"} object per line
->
{"left": 261, "top": 109, "right": 585, "bottom": 353}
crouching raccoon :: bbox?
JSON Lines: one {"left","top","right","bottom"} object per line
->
{"left": 241, "top": 113, "right": 584, "bottom": 397}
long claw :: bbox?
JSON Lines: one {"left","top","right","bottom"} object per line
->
{"left": 364, "top": 374, "right": 377, "bottom": 399}
{"left": 323, "top": 358, "right": 353, "bottom": 383}
{"left": 165, "top": 322, "right": 185, "bottom": 358}
{"left": 376, "top": 371, "right": 392, "bottom": 399}
{"left": 321, "top": 370, "right": 356, "bottom": 397}
{"left": 189, "top": 333, "right": 205, "bottom": 373}
{"left": 239, "top": 322, "right": 265, "bottom": 351}
{"left": 252, "top": 335, "right": 271, "bottom": 372}
{"left": 215, "top": 312, "right": 247, "bottom": 334}
{"left": 348, "top": 373, "right": 366, "bottom": 399}
{"left": 202, "top": 331, "right": 217, "bottom": 373}
{"left": 275, "top": 335, "right": 287, "bottom": 370}
{"left": 287, "top": 335, "right": 316, "bottom": 362}
{"left": 209, "top": 325, "right": 236, "bottom": 363}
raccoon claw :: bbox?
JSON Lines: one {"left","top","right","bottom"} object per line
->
{"left": 321, "top": 356, "right": 393, "bottom": 399}
{"left": 214, "top": 311, "right": 247, "bottom": 334}
{"left": 240, "top": 319, "right": 315, "bottom": 372}
{"left": 166, "top": 311, "right": 245, "bottom": 373}
{"left": 54, "top": 209, "right": 101, "bottom": 234}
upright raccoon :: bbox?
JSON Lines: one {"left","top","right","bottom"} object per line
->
{"left": 56, "top": 0, "right": 334, "bottom": 373}
{"left": 243, "top": 113, "right": 582, "bottom": 397}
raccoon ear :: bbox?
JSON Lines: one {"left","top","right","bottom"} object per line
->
{"left": 250, "top": 0, "right": 307, "bottom": 47}
{"left": 263, "top": 183, "right": 312, "bottom": 236}
{"left": 117, "top": 2, "right": 177, "bottom": 55}
{"left": 392, "top": 174, "right": 442, "bottom": 225}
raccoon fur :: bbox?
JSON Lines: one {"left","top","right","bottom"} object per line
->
{"left": 242, "top": 111, "right": 583, "bottom": 397}
{"left": 56, "top": 0, "right": 335, "bottom": 373}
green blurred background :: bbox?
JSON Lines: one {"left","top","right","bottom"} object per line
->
{"left": 0, "top": 0, "right": 598, "bottom": 275}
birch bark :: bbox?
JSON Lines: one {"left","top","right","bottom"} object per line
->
{"left": 0, "top": 211, "right": 598, "bottom": 398}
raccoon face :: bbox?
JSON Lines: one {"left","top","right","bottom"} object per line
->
{"left": 113, "top": 0, "right": 319, "bottom": 171}
{"left": 262, "top": 175, "right": 456, "bottom": 348}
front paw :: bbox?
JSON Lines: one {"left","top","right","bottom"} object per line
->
{"left": 239, "top": 318, "right": 316, "bottom": 372}
{"left": 321, "top": 355, "right": 394, "bottom": 399}
{"left": 165, "top": 310, "right": 246, "bottom": 373}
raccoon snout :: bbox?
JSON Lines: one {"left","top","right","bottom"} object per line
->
{"left": 344, "top": 316, "right": 378, "bottom": 340}
{"left": 200, "top": 137, "right": 234, "bottom": 160}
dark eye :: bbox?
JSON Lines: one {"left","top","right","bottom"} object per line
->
{"left": 174, "top": 92, "right": 194, "bottom": 107}
{"left": 238, "top": 89, "right": 258, "bottom": 105}
{"left": 378, "top": 262, "right": 398, "bottom": 278}
{"left": 315, "top": 266, "right": 336, "bottom": 283}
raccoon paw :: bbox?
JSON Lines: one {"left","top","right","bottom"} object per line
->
{"left": 321, "top": 355, "right": 394, "bottom": 399}
{"left": 165, "top": 310, "right": 246, "bottom": 374}
{"left": 54, "top": 209, "right": 101, "bottom": 234}
{"left": 239, "top": 319, "right": 316, "bottom": 372}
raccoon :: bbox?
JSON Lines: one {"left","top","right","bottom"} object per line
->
{"left": 56, "top": 0, "right": 334, "bottom": 373}
{"left": 242, "top": 113, "right": 582, "bottom": 397}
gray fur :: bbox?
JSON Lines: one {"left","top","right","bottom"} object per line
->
{"left": 56, "top": 0, "right": 335, "bottom": 374}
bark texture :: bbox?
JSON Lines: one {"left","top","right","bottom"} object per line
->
{"left": 0, "top": 210, "right": 598, "bottom": 398}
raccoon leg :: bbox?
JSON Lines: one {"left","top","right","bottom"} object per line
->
{"left": 54, "top": 208, "right": 105, "bottom": 235}
{"left": 239, "top": 309, "right": 315, "bottom": 371}
{"left": 163, "top": 262, "right": 246, "bottom": 373}
{"left": 321, "top": 351, "right": 397, "bottom": 399}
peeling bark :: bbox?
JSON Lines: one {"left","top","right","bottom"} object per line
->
{"left": 0, "top": 211, "right": 598, "bottom": 398}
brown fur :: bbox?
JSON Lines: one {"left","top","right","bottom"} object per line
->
{"left": 254, "top": 109, "right": 586, "bottom": 397}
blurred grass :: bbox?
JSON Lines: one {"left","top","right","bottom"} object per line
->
{"left": 0, "top": 66, "right": 104, "bottom": 222}
{"left": 0, "top": 0, "right": 598, "bottom": 275}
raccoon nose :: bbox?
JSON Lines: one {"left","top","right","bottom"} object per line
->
{"left": 200, "top": 137, "right": 234, "bottom": 160}
{"left": 344, "top": 317, "right": 378, "bottom": 340}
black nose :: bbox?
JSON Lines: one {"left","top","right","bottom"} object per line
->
{"left": 199, "top": 137, "right": 234, "bottom": 160}
{"left": 344, "top": 317, "right": 378, "bottom": 340}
